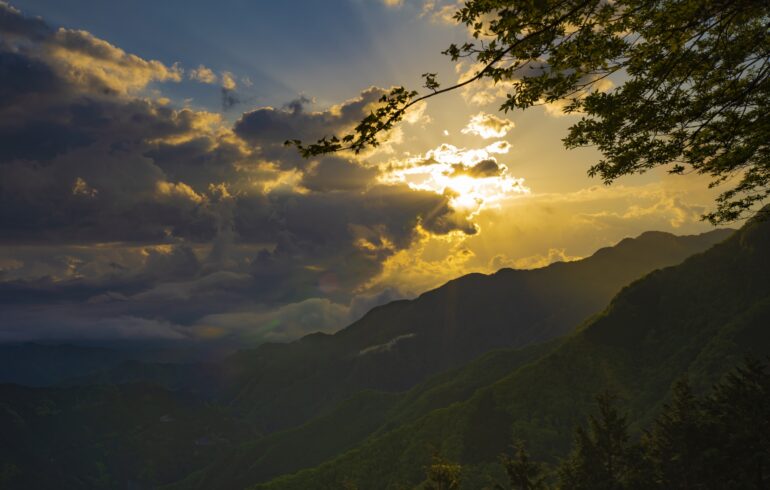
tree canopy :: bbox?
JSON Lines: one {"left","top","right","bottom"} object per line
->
{"left": 289, "top": 0, "right": 770, "bottom": 223}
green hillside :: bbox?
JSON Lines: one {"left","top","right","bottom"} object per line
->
{"left": 169, "top": 341, "right": 559, "bottom": 490}
{"left": 250, "top": 216, "right": 769, "bottom": 489}
{"left": 0, "top": 383, "right": 255, "bottom": 490}
{"left": 220, "top": 229, "right": 731, "bottom": 433}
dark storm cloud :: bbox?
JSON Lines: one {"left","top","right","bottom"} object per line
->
{"left": 0, "top": 4, "right": 478, "bottom": 345}
{"left": 144, "top": 135, "right": 251, "bottom": 191}
{"left": 0, "top": 2, "right": 51, "bottom": 42}
{"left": 236, "top": 184, "right": 475, "bottom": 250}
{"left": 0, "top": 3, "right": 244, "bottom": 243}
{"left": 300, "top": 157, "right": 379, "bottom": 192}
{"left": 450, "top": 159, "right": 506, "bottom": 178}
{"left": 234, "top": 89, "right": 388, "bottom": 170}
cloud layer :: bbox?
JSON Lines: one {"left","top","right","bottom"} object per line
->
{"left": 0, "top": 3, "right": 483, "bottom": 345}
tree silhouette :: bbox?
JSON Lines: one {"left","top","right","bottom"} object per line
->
{"left": 291, "top": 0, "right": 770, "bottom": 223}
{"left": 701, "top": 359, "right": 770, "bottom": 488}
{"left": 642, "top": 379, "right": 708, "bottom": 489}
{"left": 495, "top": 441, "right": 548, "bottom": 490}
{"left": 557, "top": 392, "right": 640, "bottom": 490}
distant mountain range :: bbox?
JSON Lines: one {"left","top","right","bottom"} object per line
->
{"left": 216, "top": 228, "right": 733, "bottom": 431}
{"left": 232, "top": 216, "right": 768, "bottom": 489}
{"left": 4, "top": 224, "right": 764, "bottom": 490}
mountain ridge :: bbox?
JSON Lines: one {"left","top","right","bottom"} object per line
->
{"left": 221, "top": 228, "right": 733, "bottom": 431}
{"left": 248, "top": 217, "right": 768, "bottom": 489}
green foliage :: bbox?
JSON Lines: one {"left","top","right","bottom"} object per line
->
{"left": 285, "top": 86, "right": 417, "bottom": 156}
{"left": 556, "top": 392, "right": 642, "bottom": 490}
{"left": 529, "top": 359, "right": 770, "bottom": 490}
{"left": 697, "top": 359, "right": 770, "bottom": 488}
{"left": 495, "top": 442, "right": 548, "bottom": 490}
{"left": 642, "top": 379, "right": 709, "bottom": 488}
{"left": 570, "top": 359, "right": 770, "bottom": 489}
{"left": 253, "top": 214, "right": 769, "bottom": 489}
{"left": 424, "top": 454, "right": 462, "bottom": 490}
{"left": 295, "top": 0, "right": 770, "bottom": 223}
{"left": 0, "top": 383, "right": 253, "bottom": 490}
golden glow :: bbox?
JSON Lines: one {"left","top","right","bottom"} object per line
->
{"left": 380, "top": 142, "right": 529, "bottom": 216}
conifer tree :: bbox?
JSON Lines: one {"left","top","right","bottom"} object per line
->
{"left": 701, "top": 359, "right": 770, "bottom": 489}
{"left": 642, "top": 379, "right": 707, "bottom": 489}
{"left": 495, "top": 442, "right": 548, "bottom": 490}
{"left": 557, "top": 392, "right": 639, "bottom": 490}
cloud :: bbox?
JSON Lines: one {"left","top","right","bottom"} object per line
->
{"left": 192, "top": 286, "right": 407, "bottom": 345}
{"left": 48, "top": 28, "right": 182, "bottom": 93}
{"left": 0, "top": 5, "right": 482, "bottom": 346}
{"left": 381, "top": 142, "right": 527, "bottom": 215}
{"left": 234, "top": 88, "right": 391, "bottom": 169}
{"left": 359, "top": 333, "right": 415, "bottom": 355}
{"left": 189, "top": 64, "right": 217, "bottom": 84}
{"left": 220, "top": 71, "right": 237, "bottom": 90}
{"left": 489, "top": 248, "right": 582, "bottom": 271}
{"left": 382, "top": 0, "right": 405, "bottom": 7}
{"left": 461, "top": 112, "right": 514, "bottom": 139}
{"left": 420, "top": 0, "right": 461, "bottom": 23}
{"left": 0, "top": 311, "right": 187, "bottom": 343}
{"left": 359, "top": 180, "right": 717, "bottom": 298}
{"left": 193, "top": 298, "right": 350, "bottom": 343}
{"left": 4, "top": 4, "right": 676, "bottom": 349}
{"left": 300, "top": 157, "right": 379, "bottom": 192}
{"left": 450, "top": 159, "right": 505, "bottom": 178}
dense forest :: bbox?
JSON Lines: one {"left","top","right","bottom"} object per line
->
{"left": 420, "top": 359, "right": 770, "bottom": 490}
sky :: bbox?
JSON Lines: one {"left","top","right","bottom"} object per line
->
{"left": 0, "top": 0, "right": 723, "bottom": 350}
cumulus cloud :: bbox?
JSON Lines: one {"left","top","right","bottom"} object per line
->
{"left": 220, "top": 71, "right": 237, "bottom": 90}
{"left": 3, "top": 4, "right": 674, "bottom": 351}
{"left": 0, "top": 5, "right": 486, "bottom": 346}
{"left": 381, "top": 142, "right": 527, "bottom": 215}
{"left": 420, "top": 0, "right": 461, "bottom": 23}
{"left": 300, "top": 157, "right": 379, "bottom": 192}
{"left": 359, "top": 180, "right": 718, "bottom": 299}
{"left": 450, "top": 159, "right": 505, "bottom": 178}
{"left": 189, "top": 64, "right": 217, "bottom": 84}
{"left": 48, "top": 28, "right": 182, "bottom": 94}
{"left": 234, "top": 88, "right": 392, "bottom": 169}
{"left": 461, "top": 112, "right": 514, "bottom": 139}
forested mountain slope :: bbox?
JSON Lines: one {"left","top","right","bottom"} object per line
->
{"left": 249, "top": 218, "right": 768, "bottom": 489}
{"left": 222, "top": 229, "right": 731, "bottom": 432}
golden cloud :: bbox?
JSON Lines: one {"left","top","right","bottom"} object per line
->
{"left": 49, "top": 28, "right": 182, "bottom": 94}
{"left": 461, "top": 112, "right": 515, "bottom": 139}
{"left": 189, "top": 64, "right": 218, "bottom": 84}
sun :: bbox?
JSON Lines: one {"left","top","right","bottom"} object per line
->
{"left": 380, "top": 143, "right": 529, "bottom": 216}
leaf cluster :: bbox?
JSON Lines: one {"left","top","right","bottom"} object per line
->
{"left": 292, "top": 0, "right": 770, "bottom": 222}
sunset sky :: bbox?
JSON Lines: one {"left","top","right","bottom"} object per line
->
{"left": 0, "top": 0, "right": 723, "bottom": 348}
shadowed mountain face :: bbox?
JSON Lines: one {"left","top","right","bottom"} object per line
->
{"left": 221, "top": 228, "right": 732, "bottom": 431}
{"left": 243, "top": 215, "right": 769, "bottom": 490}
{"left": 0, "top": 228, "right": 735, "bottom": 490}
{"left": 0, "top": 344, "right": 127, "bottom": 386}
{"left": 0, "top": 225, "right": 753, "bottom": 490}
{"left": 0, "top": 383, "right": 256, "bottom": 490}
